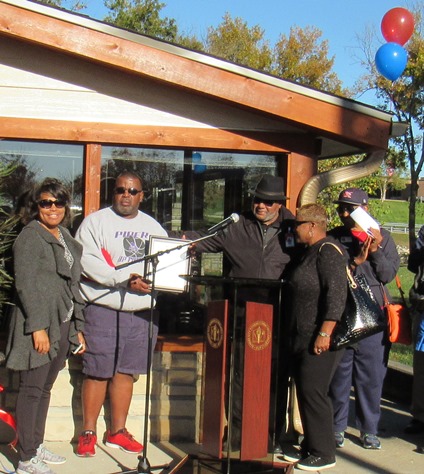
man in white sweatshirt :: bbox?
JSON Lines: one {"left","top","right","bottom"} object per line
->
{"left": 75, "top": 171, "right": 167, "bottom": 457}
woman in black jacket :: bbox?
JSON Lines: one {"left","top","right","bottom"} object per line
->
{"left": 282, "top": 203, "right": 347, "bottom": 471}
{"left": 6, "top": 178, "right": 85, "bottom": 474}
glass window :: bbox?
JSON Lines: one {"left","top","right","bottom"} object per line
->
{"left": 0, "top": 140, "right": 84, "bottom": 219}
{"left": 100, "top": 146, "right": 281, "bottom": 335}
{"left": 101, "top": 147, "right": 278, "bottom": 232}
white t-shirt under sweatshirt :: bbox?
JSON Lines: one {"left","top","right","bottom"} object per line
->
{"left": 76, "top": 207, "right": 167, "bottom": 311}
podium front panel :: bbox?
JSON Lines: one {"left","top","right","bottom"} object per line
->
{"left": 240, "top": 301, "right": 273, "bottom": 460}
{"left": 201, "top": 300, "right": 228, "bottom": 458}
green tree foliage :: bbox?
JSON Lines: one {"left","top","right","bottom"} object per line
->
{"left": 354, "top": 2, "right": 424, "bottom": 248}
{"left": 104, "top": 0, "right": 177, "bottom": 41}
{"left": 39, "top": 0, "right": 86, "bottom": 11}
{"left": 205, "top": 14, "right": 273, "bottom": 71}
{"left": 272, "top": 26, "right": 344, "bottom": 94}
{"left": 0, "top": 161, "right": 19, "bottom": 315}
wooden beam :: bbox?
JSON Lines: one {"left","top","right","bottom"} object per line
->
{"left": 0, "top": 117, "right": 318, "bottom": 156}
{"left": 0, "top": 3, "right": 392, "bottom": 150}
{"left": 83, "top": 143, "right": 101, "bottom": 215}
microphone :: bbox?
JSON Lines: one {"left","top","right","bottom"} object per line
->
{"left": 207, "top": 213, "right": 239, "bottom": 235}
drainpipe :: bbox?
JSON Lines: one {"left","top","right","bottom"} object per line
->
{"left": 298, "top": 150, "right": 386, "bottom": 205}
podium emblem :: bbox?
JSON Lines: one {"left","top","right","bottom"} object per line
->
{"left": 207, "top": 318, "right": 224, "bottom": 349}
{"left": 247, "top": 321, "right": 271, "bottom": 351}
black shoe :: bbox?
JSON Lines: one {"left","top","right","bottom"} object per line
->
{"left": 360, "top": 433, "right": 381, "bottom": 450}
{"left": 404, "top": 419, "right": 424, "bottom": 434}
{"left": 296, "top": 455, "right": 336, "bottom": 471}
{"left": 281, "top": 446, "right": 307, "bottom": 463}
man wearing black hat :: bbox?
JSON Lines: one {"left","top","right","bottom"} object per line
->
{"left": 194, "top": 173, "right": 296, "bottom": 280}
{"left": 328, "top": 187, "right": 400, "bottom": 450}
{"left": 188, "top": 174, "right": 297, "bottom": 451}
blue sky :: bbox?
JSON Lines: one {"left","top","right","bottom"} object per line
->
{"left": 83, "top": 0, "right": 414, "bottom": 104}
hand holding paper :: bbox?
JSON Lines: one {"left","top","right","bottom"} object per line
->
{"left": 350, "top": 207, "right": 380, "bottom": 236}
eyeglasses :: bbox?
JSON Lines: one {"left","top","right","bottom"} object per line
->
{"left": 114, "top": 187, "right": 143, "bottom": 196}
{"left": 38, "top": 199, "right": 67, "bottom": 209}
{"left": 253, "top": 197, "right": 277, "bottom": 206}
{"left": 294, "top": 220, "right": 312, "bottom": 227}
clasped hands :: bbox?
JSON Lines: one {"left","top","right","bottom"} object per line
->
{"left": 128, "top": 273, "right": 152, "bottom": 294}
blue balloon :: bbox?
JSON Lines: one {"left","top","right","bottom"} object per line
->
{"left": 375, "top": 43, "right": 407, "bottom": 81}
{"left": 192, "top": 152, "right": 206, "bottom": 173}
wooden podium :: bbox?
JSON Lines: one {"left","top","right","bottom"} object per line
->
{"left": 184, "top": 276, "right": 292, "bottom": 473}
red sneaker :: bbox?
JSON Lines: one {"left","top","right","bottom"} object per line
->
{"left": 76, "top": 430, "right": 97, "bottom": 457}
{"left": 105, "top": 428, "right": 143, "bottom": 453}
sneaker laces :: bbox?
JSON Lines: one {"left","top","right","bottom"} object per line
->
{"left": 114, "top": 428, "right": 134, "bottom": 439}
{"left": 81, "top": 431, "right": 96, "bottom": 445}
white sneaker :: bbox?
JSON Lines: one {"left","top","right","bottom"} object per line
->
{"left": 36, "top": 444, "right": 66, "bottom": 464}
{"left": 16, "top": 457, "right": 56, "bottom": 474}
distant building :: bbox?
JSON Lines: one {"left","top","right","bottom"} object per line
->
{"left": 387, "top": 178, "right": 424, "bottom": 201}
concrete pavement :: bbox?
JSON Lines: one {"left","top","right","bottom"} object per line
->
{"left": 0, "top": 396, "right": 423, "bottom": 473}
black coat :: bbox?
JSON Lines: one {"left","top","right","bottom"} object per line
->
{"left": 6, "top": 220, "right": 85, "bottom": 370}
{"left": 195, "top": 208, "right": 296, "bottom": 280}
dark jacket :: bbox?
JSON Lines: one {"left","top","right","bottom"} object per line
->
{"left": 6, "top": 220, "right": 85, "bottom": 371}
{"left": 407, "top": 228, "right": 424, "bottom": 304}
{"left": 329, "top": 226, "right": 400, "bottom": 306}
{"left": 194, "top": 208, "right": 296, "bottom": 280}
{"left": 286, "top": 236, "right": 348, "bottom": 352}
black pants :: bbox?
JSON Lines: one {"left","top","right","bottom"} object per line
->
{"left": 16, "top": 321, "right": 70, "bottom": 461}
{"left": 293, "top": 347, "right": 344, "bottom": 459}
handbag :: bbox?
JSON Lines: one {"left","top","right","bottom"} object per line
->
{"left": 319, "top": 243, "right": 386, "bottom": 351}
{"left": 382, "top": 276, "right": 412, "bottom": 345}
{"left": 331, "top": 270, "right": 386, "bottom": 350}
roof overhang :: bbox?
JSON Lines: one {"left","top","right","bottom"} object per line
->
{"left": 0, "top": 0, "right": 400, "bottom": 158}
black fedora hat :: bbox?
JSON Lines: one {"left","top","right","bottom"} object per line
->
{"left": 249, "top": 174, "right": 287, "bottom": 201}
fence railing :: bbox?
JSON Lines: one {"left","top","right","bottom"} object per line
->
{"left": 381, "top": 223, "right": 422, "bottom": 234}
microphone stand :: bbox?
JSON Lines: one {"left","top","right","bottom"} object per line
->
{"left": 116, "top": 233, "right": 218, "bottom": 473}
{"left": 128, "top": 251, "right": 169, "bottom": 473}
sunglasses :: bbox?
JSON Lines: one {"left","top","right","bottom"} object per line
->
{"left": 114, "top": 187, "right": 143, "bottom": 196}
{"left": 253, "top": 197, "right": 277, "bottom": 206}
{"left": 38, "top": 199, "right": 67, "bottom": 209}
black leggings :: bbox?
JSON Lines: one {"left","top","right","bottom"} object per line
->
{"left": 16, "top": 321, "right": 70, "bottom": 461}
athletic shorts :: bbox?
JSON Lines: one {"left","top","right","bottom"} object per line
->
{"left": 82, "top": 304, "right": 159, "bottom": 378}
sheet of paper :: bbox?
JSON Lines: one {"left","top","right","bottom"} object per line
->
{"left": 350, "top": 207, "right": 380, "bottom": 236}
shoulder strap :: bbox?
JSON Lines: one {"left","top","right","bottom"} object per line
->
{"left": 319, "top": 242, "right": 356, "bottom": 288}
{"left": 319, "top": 241, "right": 343, "bottom": 255}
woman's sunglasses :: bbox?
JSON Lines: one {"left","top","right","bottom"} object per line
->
{"left": 38, "top": 199, "right": 67, "bottom": 209}
{"left": 114, "top": 187, "right": 143, "bottom": 196}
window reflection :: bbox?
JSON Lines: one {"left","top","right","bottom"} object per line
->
{"left": 0, "top": 140, "right": 83, "bottom": 226}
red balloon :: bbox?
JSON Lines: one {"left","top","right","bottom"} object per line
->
{"left": 381, "top": 8, "right": 415, "bottom": 45}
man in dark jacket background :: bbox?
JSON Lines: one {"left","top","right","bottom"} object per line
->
{"left": 188, "top": 174, "right": 297, "bottom": 452}
{"left": 328, "top": 187, "right": 400, "bottom": 451}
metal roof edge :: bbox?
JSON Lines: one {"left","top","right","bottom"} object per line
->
{"left": 3, "top": 0, "right": 395, "bottom": 124}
